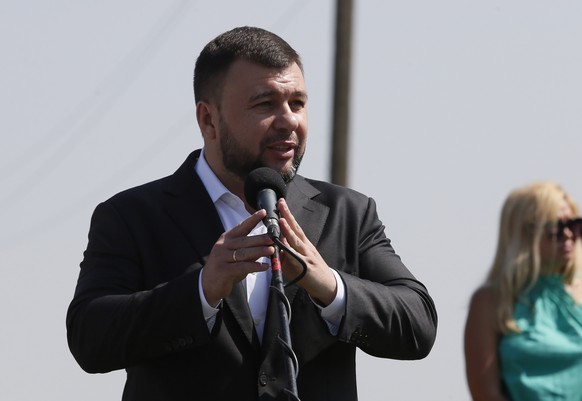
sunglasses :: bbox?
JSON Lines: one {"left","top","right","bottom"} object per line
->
{"left": 545, "top": 217, "right": 582, "bottom": 240}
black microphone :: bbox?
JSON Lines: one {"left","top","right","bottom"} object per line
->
{"left": 244, "top": 167, "right": 287, "bottom": 239}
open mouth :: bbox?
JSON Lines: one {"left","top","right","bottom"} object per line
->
{"left": 267, "top": 142, "right": 295, "bottom": 158}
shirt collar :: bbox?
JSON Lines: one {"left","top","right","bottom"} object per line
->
{"left": 195, "top": 148, "right": 231, "bottom": 203}
{"left": 195, "top": 148, "right": 242, "bottom": 209}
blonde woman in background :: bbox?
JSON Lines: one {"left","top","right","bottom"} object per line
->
{"left": 464, "top": 181, "right": 582, "bottom": 401}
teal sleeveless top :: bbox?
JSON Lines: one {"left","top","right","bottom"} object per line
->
{"left": 499, "top": 275, "right": 582, "bottom": 400}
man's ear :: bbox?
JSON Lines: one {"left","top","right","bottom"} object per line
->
{"left": 196, "top": 101, "right": 218, "bottom": 140}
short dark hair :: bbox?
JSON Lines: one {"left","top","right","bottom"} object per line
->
{"left": 193, "top": 26, "right": 303, "bottom": 104}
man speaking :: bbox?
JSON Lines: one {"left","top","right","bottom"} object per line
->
{"left": 66, "top": 26, "right": 438, "bottom": 401}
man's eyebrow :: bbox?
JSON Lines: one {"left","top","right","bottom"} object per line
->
{"left": 248, "top": 90, "right": 308, "bottom": 102}
{"left": 293, "top": 90, "right": 308, "bottom": 100}
{"left": 249, "top": 91, "right": 275, "bottom": 102}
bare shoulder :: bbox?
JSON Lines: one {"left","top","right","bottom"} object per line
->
{"left": 466, "top": 286, "right": 497, "bottom": 329}
{"left": 469, "top": 286, "right": 495, "bottom": 309}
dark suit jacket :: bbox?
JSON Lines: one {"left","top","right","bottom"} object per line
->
{"left": 66, "top": 150, "right": 437, "bottom": 401}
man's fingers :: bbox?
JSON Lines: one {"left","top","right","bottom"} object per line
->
{"left": 278, "top": 199, "right": 305, "bottom": 237}
{"left": 227, "top": 209, "right": 267, "bottom": 238}
{"left": 237, "top": 261, "right": 270, "bottom": 276}
{"left": 229, "top": 245, "right": 275, "bottom": 264}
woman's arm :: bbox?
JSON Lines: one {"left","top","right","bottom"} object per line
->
{"left": 464, "top": 287, "right": 510, "bottom": 401}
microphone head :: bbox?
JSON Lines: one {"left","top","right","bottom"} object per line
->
{"left": 244, "top": 167, "right": 287, "bottom": 208}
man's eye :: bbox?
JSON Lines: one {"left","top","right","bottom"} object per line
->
{"left": 290, "top": 101, "right": 305, "bottom": 109}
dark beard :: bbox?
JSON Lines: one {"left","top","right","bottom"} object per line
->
{"left": 219, "top": 122, "right": 303, "bottom": 184}
{"left": 280, "top": 155, "right": 302, "bottom": 183}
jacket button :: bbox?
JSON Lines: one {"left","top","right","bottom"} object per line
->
{"left": 259, "top": 372, "right": 268, "bottom": 386}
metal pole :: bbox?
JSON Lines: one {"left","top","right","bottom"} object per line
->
{"left": 330, "top": 0, "right": 354, "bottom": 186}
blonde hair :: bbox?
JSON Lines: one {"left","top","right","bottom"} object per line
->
{"left": 485, "top": 181, "right": 582, "bottom": 333}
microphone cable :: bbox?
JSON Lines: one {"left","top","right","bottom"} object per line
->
{"left": 268, "top": 237, "right": 308, "bottom": 401}
{"left": 273, "top": 237, "right": 308, "bottom": 288}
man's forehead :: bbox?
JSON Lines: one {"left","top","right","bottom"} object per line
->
{"left": 224, "top": 60, "right": 306, "bottom": 95}
{"left": 227, "top": 58, "right": 303, "bottom": 80}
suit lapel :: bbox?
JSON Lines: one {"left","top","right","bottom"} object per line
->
{"left": 161, "top": 150, "right": 257, "bottom": 348}
{"left": 286, "top": 176, "right": 328, "bottom": 247}
{"left": 162, "top": 150, "right": 223, "bottom": 262}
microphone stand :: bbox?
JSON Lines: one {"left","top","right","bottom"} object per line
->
{"left": 269, "top": 237, "right": 306, "bottom": 401}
